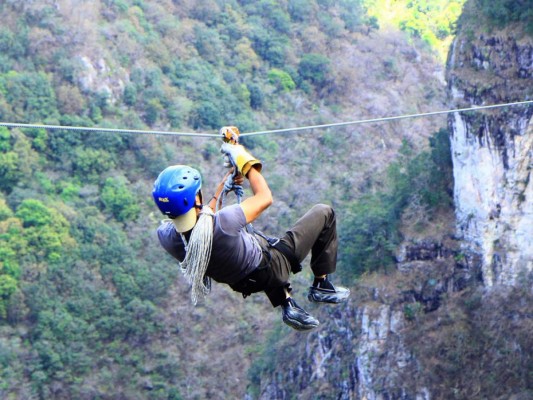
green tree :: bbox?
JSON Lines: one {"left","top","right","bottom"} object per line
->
{"left": 478, "top": 0, "right": 533, "bottom": 30}
{"left": 73, "top": 147, "right": 116, "bottom": 184}
{"left": 189, "top": 100, "right": 222, "bottom": 129}
{"left": 247, "top": 83, "right": 264, "bottom": 109}
{"left": 123, "top": 83, "right": 137, "bottom": 106}
{"left": 298, "top": 53, "right": 331, "bottom": 88}
{"left": 144, "top": 98, "right": 163, "bottom": 126}
{"left": 15, "top": 199, "right": 76, "bottom": 263}
{"left": 340, "top": 132, "right": 453, "bottom": 279}
{"left": 0, "top": 128, "right": 39, "bottom": 193}
{"left": 0, "top": 197, "right": 26, "bottom": 319}
{"left": 0, "top": 274, "right": 17, "bottom": 318}
{"left": 0, "top": 26, "right": 28, "bottom": 60}
{"left": 288, "top": 0, "right": 315, "bottom": 22}
{"left": 101, "top": 177, "right": 140, "bottom": 222}
{"left": 0, "top": 71, "right": 59, "bottom": 122}
{"left": 339, "top": 0, "right": 365, "bottom": 32}
{"left": 340, "top": 194, "right": 400, "bottom": 276}
{"left": 268, "top": 68, "right": 296, "bottom": 92}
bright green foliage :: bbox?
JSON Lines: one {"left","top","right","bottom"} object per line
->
{"left": 268, "top": 68, "right": 296, "bottom": 92}
{"left": 0, "top": 199, "right": 25, "bottom": 319}
{"left": 73, "top": 147, "right": 116, "bottom": 184}
{"left": 367, "top": 0, "right": 466, "bottom": 58}
{"left": 15, "top": 199, "right": 76, "bottom": 263}
{"left": 0, "top": 128, "right": 39, "bottom": 193}
{"left": 0, "top": 274, "right": 17, "bottom": 318}
{"left": 21, "top": 127, "right": 48, "bottom": 151}
{"left": 101, "top": 177, "right": 141, "bottom": 222}
{"left": 0, "top": 150, "right": 19, "bottom": 192}
{"left": 144, "top": 98, "right": 163, "bottom": 126}
{"left": 0, "top": 197, "right": 13, "bottom": 220}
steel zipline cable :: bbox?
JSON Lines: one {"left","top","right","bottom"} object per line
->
{"left": 0, "top": 100, "right": 531, "bottom": 139}
{"left": 0, "top": 122, "right": 219, "bottom": 138}
{"left": 240, "top": 100, "right": 533, "bottom": 137}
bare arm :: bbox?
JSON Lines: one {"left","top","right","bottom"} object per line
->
{"left": 207, "top": 170, "right": 233, "bottom": 210}
{"left": 240, "top": 168, "right": 273, "bottom": 224}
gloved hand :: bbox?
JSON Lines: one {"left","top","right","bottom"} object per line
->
{"left": 220, "top": 126, "right": 240, "bottom": 144}
{"left": 220, "top": 142, "right": 262, "bottom": 176}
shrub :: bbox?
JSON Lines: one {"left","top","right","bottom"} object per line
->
{"left": 478, "top": 0, "right": 533, "bottom": 30}
{"left": 123, "top": 83, "right": 137, "bottom": 106}
{"left": 189, "top": 101, "right": 222, "bottom": 130}
{"left": 101, "top": 177, "right": 140, "bottom": 222}
{"left": 267, "top": 68, "right": 296, "bottom": 92}
{"left": 144, "top": 98, "right": 163, "bottom": 126}
{"left": 339, "top": 131, "right": 453, "bottom": 279}
{"left": 15, "top": 199, "right": 75, "bottom": 262}
{"left": 73, "top": 147, "right": 116, "bottom": 184}
{"left": 0, "top": 274, "right": 18, "bottom": 318}
{"left": 247, "top": 83, "right": 265, "bottom": 109}
{"left": 298, "top": 53, "right": 331, "bottom": 88}
{"left": 339, "top": 0, "right": 365, "bottom": 32}
{"left": 0, "top": 128, "right": 39, "bottom": 193}
{"left": 0, "top": 71, "right": 59, "bottom": 122}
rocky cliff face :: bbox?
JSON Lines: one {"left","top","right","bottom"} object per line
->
{"left": 255, "top": 237, "right": 483, "bottom": 400}
{"left": 255, "top": 4, "right": 532, "bottom": 399}
{"left": 446, "top": 25, "right": 533, "bottom": 286}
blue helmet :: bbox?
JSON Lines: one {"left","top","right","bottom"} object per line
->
{"left": 152, "top": 165, "right": 202, "bottom": 219}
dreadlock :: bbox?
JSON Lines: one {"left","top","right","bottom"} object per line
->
{"left": 176, "top": 206, "right": 214, "bottom": 305}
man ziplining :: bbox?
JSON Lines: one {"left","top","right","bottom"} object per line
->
{"left": 152, "top": 126, "right": 349, "bottom": 331}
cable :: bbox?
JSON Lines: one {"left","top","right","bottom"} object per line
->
{"left": 0, "top": 100, "right": 531, "bottom": 138}
{"left": 240, "top": 100, "right": 533, "bottom": 137}
{"left": 0, "top": 122, "right": 218, "bottom": 138}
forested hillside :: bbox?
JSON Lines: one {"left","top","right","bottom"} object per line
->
{"left": 0, "top": 0, "right": 502, "bottom": 399}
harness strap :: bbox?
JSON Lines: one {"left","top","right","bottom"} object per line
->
{"left": 268, "top": 238, "right": 303, "bottom": 274}
{"left": 230, "top": 232, "right": 302, "bottom": 299}
{"left": 256, "top": 231, "right": 303, "bottom": 274}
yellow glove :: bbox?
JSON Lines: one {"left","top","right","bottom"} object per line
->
{"left": 220, "top": 126, "right": 240, "bottom": 144}
{"left": 220, "top": 143, "right": 262, "bottom": 176}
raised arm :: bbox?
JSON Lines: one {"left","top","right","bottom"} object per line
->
{"left": 219, "top": 139, "right": 271, "bottom": 223}
{"left": 239, "top": 168, "right": 273, "bottom": 224}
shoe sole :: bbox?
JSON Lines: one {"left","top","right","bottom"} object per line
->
{"left": 283, "top": 315, "right": 319, "bottom": 331}
{"left": 307, "top": 291, "right": 350, "bottom": 304}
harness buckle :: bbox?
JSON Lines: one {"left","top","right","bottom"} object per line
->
{"left": 267, "top": 237, "right": 280, "bottom": 247}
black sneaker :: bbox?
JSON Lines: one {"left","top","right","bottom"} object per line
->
{"left": 308, "top": 280, "right": 350, "bottom": 304}
{"left": 282, "top": 298, "right": 319, "bottom": 331}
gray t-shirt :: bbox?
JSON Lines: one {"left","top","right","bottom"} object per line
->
{"left": 157, "top": 204, "right": 262, "bottom": 285}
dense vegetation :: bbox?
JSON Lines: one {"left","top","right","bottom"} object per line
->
{"left": 478, "top": 0, "right": 533, "bottom": 34}
{"left": 366, "top": 0, "right": 466, "bottom": 59}
{"left": 0, "top": 0, "right": 508, "bottom": 398}
{"left": 339, "top": 128, "right": 453, "bottom": 279}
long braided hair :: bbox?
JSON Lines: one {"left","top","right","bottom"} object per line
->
{"left": 176, "top": 205, "right": 214, "bottom": 305}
